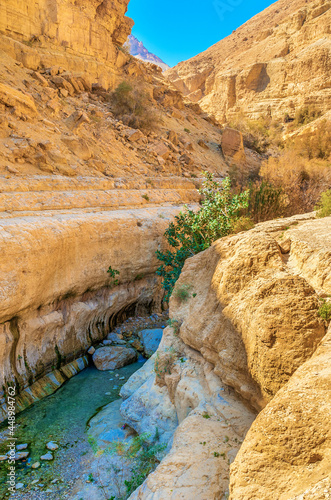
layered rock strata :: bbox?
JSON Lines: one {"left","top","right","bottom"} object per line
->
{"left": 0, "top": 205, "right": 195, "bottom": 422}
{"left": 0, "top": 0, "right": 133, "bottom": 88}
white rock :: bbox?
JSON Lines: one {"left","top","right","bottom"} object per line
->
{"left": 15, "top": 451, "right": 29, "bottom": 460}
{"left": 46, "top": 441, "right": 59, "bottom": 451}
{"left": 16, "top": 483, "right": 24, "bottom": 490}
{"left": 31, "top": 462, "right": 40, "bottom": 469}
{"left": 0, "top": 455, "right": 7, "bottom": 461}
{"left": 40, "top": 453, "right": 53, "bottom": 461}
{"left": 16, "top": 444, "right": 28, "bottom": 451}
{"left": 87, "top": 346, "right": 95, "bottom": 355}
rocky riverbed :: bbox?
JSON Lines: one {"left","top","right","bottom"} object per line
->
{"left": 0, "top": 313, "right": 167, "bottom": 499}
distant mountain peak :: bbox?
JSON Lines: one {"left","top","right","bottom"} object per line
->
{"left": 125, "top": 35, "right": 170, "bottom": 72}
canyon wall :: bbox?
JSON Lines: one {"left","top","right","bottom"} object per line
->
{"left": 121, "top": 214, "right": 331, "bottom": 499}
{"left": 0, "top": 0, "right": 133, "bottom": 89}
{"left": 0, "top": 205, "right": 197, "bottom": 422}
{"left": 166, "top": 0, "right": 331, "bottom": 122}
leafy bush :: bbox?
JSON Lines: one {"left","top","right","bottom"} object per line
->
{"left": 156, "top": 173, "right": 249, "bottom": 299}
{"left": 315, "top": 189, "right": 331, "bottom": 218}
{"left": 318, "top": 300, "right": 331, "bottom": 322}
{"left": 111, "top": 81, "right": 159, "bottom": 132}
{"left": 107, "top": 266, "right": 120, "bottom": 287}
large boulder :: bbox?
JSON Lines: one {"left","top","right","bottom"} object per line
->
{"left": 230, "top": 325, "right": 331, "bottom": 499}
{"left": 171, "top": 215, "right": 326, "bottom": 410}
{"left": 138, "top": 328, "right": 164, "bottom": 358}
{"left": 92, "top": 346, "right": 138, "bottom": 371}
{"left": 221, "top": 127, "right": 246, "bottom": 163}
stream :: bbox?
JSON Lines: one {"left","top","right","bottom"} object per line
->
{"left": 0, "top": 359, "right": 146, "bottom": 499}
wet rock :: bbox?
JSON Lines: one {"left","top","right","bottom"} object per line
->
{"left": 120, "top": 353, "right": 157, "bottom": 401}
{"left": 40, "top": 452, "right": 53, "bottom": 461}
{"left": 15, "top": 451, "right": 29, "bottom": 460}
{"left": 16, "top": 483, "right": 24, "bottom": 490}
{"left": 107, "top": 332, "right": 124, "bottom": 343}
{"left": 92, "top": 346, "right": 138, "bottom": 371}
{"left": 138, "top": 329, "right": 163, "bottom": 358}
{"left": 87, "top": 346, "right": 95, "bottom": 355}
{"left": 16, "top": 444, "right": 28, "bottom": 451}
{"left": 46, "top": 441, "right": 59, "bottom": 451}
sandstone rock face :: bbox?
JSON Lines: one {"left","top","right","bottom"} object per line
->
{"left": 121, "top": 214, "right": 330, "bottom": 499}
{"left": 0, "top": 206, "right": 191, "bottom": 418}
{"left": 221, "top": 127, "right": 246, "bottom": 164}
{"left": 230, "top": 325, "right": 331, "bottom": 500}
{"left": 166, "top": 0, "right": 331, "bottom": 122}
{"left": 0, "top": 0, "right": 133, "bottom": 59}
{"left": 171, "top": 214, "right": 327, "bottom": 410}
{"left": 123, "top": 327, "right": 255, "bottom": 499}
{"left": 93, "top": 346, "right": 138, "bottom": 371}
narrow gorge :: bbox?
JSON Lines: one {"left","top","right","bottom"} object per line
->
{"left": 0, "top": 0, "right": 330, "bottom": 499}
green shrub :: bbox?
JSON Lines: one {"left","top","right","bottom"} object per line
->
{"left": 318, "top": 300, "right": 331, "bottom": 321}
{"left": 156, "top": 173, "right": 249, "bottom": 299}
{"left": 173, "top": 284, "right": 193, "bottom": 303}
{"left": 315, "top": 189, "right": 331, "bottom": 218}
{"left": 112, "top": 81, "right": 159, "bottom": 132}
{"left": 107, "top": 266, "right": 120, "bottom": 287}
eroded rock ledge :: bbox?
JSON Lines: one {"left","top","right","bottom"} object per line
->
{"left": 120, "top": 214, "right": 331, "bottom": 499}
{"left": 0, "top": 206, "right": 192, "bottom": 421}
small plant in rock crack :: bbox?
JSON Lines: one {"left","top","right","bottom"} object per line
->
{"left": 173, "top": 284, "right": 193, "bottom": 303}
{"left": 318, "top": 299, "right": 331, "bottom": 322}
{"left": 167, "top": 318, "right": 181, "bottom": 336}
{"left": 154, "top": 346, "right": 178, "bottom": 382}
{"left": 107, "top": 266, "right": 120, "bottom": 287}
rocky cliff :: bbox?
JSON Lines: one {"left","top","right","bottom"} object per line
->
{"left": 0, "top": 0, "right": 133, "bottom": 88}
{"left": 120, "top": 214, "right": 331, "bottom": 499}
{"left": 166, "top": 0, "right": 331, "bottom": 123}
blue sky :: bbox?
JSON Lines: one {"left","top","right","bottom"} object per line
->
{"left": 127, "top": 0, "right": 276, "bottom": 67}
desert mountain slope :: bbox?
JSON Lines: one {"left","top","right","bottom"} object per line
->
{"left": 126, "top": 35, "right": 171, "bottom": 71}
{"left": 166, "top": 0, "right": 331, "bottom": 123}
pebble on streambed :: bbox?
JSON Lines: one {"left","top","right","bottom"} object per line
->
{"left": 46, "top": 441, "right": 59, "bottom": 451}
